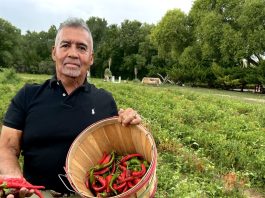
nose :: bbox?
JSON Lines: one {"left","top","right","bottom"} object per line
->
{"left": 68, "top": 46, "right": 78, "bottom": 58}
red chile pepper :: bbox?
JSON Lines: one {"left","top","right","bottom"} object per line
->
{"left": 85, "top": 177, "right": 90, "bottom": 189}
{"left": 131, "top": 163, "right": 146, "bottom": 178}
{"left": 112, "top": 183, "right": 118, "bottom": 190}
{"left": 120, "top": 153, "right": 143, "bottom": 163}
{"left": 92, "top": 183, "right": 101, "bottom": 193}
{"left": 94, "top": 151, "right": 115, "bottom": 171}
{"left": 113, "top": 182, "right": 126, "bottom": 192}
{"left": 0, "top": 178, "right": 45, "bottom": 198}
{"left": 117, "top": 170, "right": 126, "bottom": 182}
{"left": 133, "top": 178, "right": 141, "bottom": 185}
{"left": 118, "top": 164, "right": 127, "bottom": 172}
{"left": 122, "top": 184, "right": 129, "bottom": 193}
{"left": 94, "top": 167, "right": 110, "bottom": 175}
{"left": 126, "top": 169, "right": 131, "bottom": 178}
{"left": 127, "top": 181, "right": 134, "bottom": 188}
{"left": 98, "top": 152, "right": 107, "bottom": 164}
{"left": 111, "top": 162, "right": 116, "bottom": 174}
{"left": 92, "top": 176, "right": 107, "bottom": 192}
{"left": 105, "top": 175, "right": 112, "bottom": 193}
{"left": 102, "top": 154, "right": 111, "bottom": 164}
{"left": 0, "top": 179, "right": 45, "bottom": 190}
{"left": 117, "top": 176, "right": 134, "bottom": 184}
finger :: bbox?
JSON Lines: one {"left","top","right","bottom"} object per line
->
{"left": 121, "top": 111, "right": 138, "bottom": 126}
{"left": 130, "top": 114, "right": 142, "bottom": 125}
{"left": 19, "top": 187, "right": 28, "bottom": 198}
{"left": 25, "top": 189, "right": 35, "bottom": 197}
{"left": 5, "top": 188, "right": 18, "bottom": 198}
{"left": 118, "top": 108, "right": 125, "bottom": 122}
{"left": 118, "top": 108, "right": 124, "bottom": 115}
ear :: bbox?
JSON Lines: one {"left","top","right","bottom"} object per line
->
{"left": 89, "top": 52, "right": 94, "bottom": 66}
{"left": 51, "top": 46, "right": 56, "bottom": 61}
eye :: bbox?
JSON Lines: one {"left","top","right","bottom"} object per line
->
{"left": 60, "top": 43, "right": 70, "bottom": 48}
{"left": 78, "top": 45, "right": 87, "bottom": 52}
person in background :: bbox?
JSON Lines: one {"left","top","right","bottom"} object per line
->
{"left": 0, "top": 17, "right": 141, "bottom": 198}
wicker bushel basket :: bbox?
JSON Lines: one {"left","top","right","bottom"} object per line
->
{"left": 65, "top": 117, "right": 157, "bottom": 198}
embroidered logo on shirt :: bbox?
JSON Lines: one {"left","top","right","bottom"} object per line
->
{"left": 91, "top": 108, "right": 95, "bottom": 115}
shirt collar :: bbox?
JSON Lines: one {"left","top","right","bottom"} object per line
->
{"left": 49, "top": 75, "right": 90, "bottom": 92}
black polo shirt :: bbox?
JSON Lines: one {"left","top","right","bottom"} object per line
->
{"left": 3, "top": 76, "right": 118, "bottom": 192}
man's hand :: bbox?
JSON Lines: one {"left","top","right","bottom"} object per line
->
{"left": 5, "top": 187, "right": 34, "bottom": 198}
{"left": 118, "top": 108, "right": 141, "bottom": 126}
{"left": 0, "top": 176, "right": 35, "bottom": 198}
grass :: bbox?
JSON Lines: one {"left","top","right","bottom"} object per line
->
{"left": 0, "top": 73, "right": 264, "bottom": 197}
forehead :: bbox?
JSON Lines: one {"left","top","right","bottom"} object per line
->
{"left": 57, "top": 27, "right": 91, "bottom": 45}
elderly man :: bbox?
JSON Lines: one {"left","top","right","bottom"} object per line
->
{"left": 0, "top": 17, "right": 141, "bottom": 198}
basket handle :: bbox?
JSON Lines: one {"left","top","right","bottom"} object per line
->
{"left": 58, "top": 174, "right": 76, "bottom": 193}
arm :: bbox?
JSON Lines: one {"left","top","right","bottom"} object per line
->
{"left": 0, "top": 126, "right": 35, "bottom": 198}
{"left": 0, "top": 125, "right": 23, "bottom": 177}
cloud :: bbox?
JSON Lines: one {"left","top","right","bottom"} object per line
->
{"left": 0, "top": 0, "right": 193, "bottom": 33}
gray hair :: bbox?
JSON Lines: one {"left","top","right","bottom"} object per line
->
{"left": 55, "top": 17, "right": 93, "bottom": 51}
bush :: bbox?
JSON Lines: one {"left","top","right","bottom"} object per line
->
{"left": 0, "top": 68, "right": 21, "bottom": 84}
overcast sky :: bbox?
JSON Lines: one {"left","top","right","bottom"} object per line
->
{"left": 0, "top": 0, "right": 194, "bottom": 33}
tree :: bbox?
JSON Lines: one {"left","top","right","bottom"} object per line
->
{"left": 237, "top": 0, "right": 265, "bottom": 66}
{"left": 177, "top": 45, "right": 208, "bottom": 85}
{"left": 21, "top": 31, "right": 44, "bottom": 73}
{"left": 120, "top": 20, "right": 143, "bottom": 56}
{"left": 0, "top": 18, "right": 23, "bottom": 68}
{"left": 122, "top": 54, "right": 146, "bottom": 79}
{"left": 91, "top": 24, "right": 123, "bottom": 78}
{"left": 195, "top": 12, "right": 223, "bottom": 66}
{"left": 86, "top": 17, "right": 108, "bottom": 51}
{"left": 151, "top": 9, "right": 191, "bottom": 61}
{"left": 187, "top": 0, "right": 265, "bottom": 88}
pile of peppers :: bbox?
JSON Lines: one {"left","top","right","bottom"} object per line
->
{"left": 0, "top": 177, "right": 44, "bottom": 198}
{"left": 85, "top": 151, "right": 149, "bottom": 197}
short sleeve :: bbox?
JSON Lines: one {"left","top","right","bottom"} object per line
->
{"left": 110, "top": 95, "right": 118, "bottom": 116}
{"left": 3, "top": 85, "right": 27, "bottom": 130}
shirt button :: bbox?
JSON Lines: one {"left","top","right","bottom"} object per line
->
{"left": 62, "top": 93, "right": 66, "bottom": 96}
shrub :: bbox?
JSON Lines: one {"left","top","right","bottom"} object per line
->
{"left": 0, "top": 68, "right": 21, "bottom": 84}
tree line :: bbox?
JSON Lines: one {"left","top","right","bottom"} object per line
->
{"left": 0, "top": 0, "right": 265, "bottom": 91}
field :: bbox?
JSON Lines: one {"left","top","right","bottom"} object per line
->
{"left": 0, "top": 72, "right": 265, "bottom": 197}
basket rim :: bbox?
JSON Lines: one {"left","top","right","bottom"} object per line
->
{"left": 64, "top": 116, "right": 157, "bottom": 198}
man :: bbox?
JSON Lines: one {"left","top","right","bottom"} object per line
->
{"left": 0, "top": 18, "right": 141, "bottom": 198}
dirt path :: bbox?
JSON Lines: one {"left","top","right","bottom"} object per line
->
{"left": 244, "top": 189, "right": 265, "bottom": 198}
{"left": 214, "top": 94, "right": 265, "bottom": 104}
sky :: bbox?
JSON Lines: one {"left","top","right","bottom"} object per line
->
{"left": 0, "top": 0, "right": 194, "bottom": 33}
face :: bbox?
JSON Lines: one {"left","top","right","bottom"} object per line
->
{"left": 52, "top": 27, "right": 94, "bottom": 80}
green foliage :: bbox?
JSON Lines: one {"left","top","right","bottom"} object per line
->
{"left": 0, "top": 68, "right": 21, "bottom": 84}
{"left": 186, "top": 0, "right": 265, "bottom": 86}
{"left": 1, "top": 74, "right": 265, "bottom": 196}
{"left": 86, "top": 17, "right": 108, "bottom": 51}
{"left": 256, "top": 60, "right": 265, "bottom": 85}
{"left": 95, "top": 79, "right": 265, "bottom": 194}
{"left": 0, "top": 18, "right": 23, "bottom": 68}
{"left": 1, "top": 0, "right": 265, "bottom": 88}
{"left": 151, "top": 9, "right": 191, "bottom": 60}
